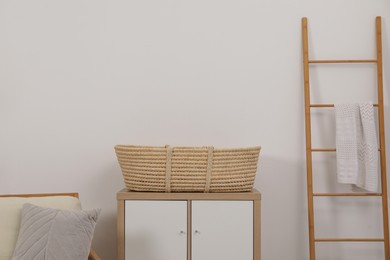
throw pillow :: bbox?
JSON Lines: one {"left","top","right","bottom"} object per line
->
{"left": 12, "top": 203, "right": 100, "bottom": 260}
{"left": 0, "top": 196, "right": 81, "bottom": 260}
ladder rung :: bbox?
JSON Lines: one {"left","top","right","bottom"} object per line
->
{"left": 315, "top": 238, "right": 384, "bottom": 242}
{"left": 313, "top": 193, "right": 382, "bottom": 197}
{"left": 310, "top": 104, "right": 379, "bottom": 107}
{"left": 309, "top": 59, "right": 377, "bottom": 64}
{"left": 312, "top": 148, "right": 336, "bottom": 152}
{"left": 311, "top": 148, "right": 381, "bottom": 152}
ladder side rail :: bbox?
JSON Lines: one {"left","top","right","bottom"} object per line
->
{"left": 376, "top": 16, "right": 390, "bottom": 260}
{"left": 302, "top": 17, "right": 316, "bottom": 260}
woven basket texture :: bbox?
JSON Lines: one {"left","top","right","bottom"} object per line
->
{"left": 115, "top": 145, "right": 261, "bottom": 192}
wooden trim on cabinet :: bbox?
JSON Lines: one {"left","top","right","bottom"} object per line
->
{"left": 117, "top": 200, "right": 125, "bottom": 260}
{"left": 187, "top": 200, "right": 192, "bottom": 260}
{"left": 117, "top": 189, "right": 261, "bottom": 201}
{"left": 254, "top": 199, "right": 261, "bottom": 260}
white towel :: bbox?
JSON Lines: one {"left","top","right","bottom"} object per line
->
{"left": 335, "top": 103, "right": 378, "bottom": 192}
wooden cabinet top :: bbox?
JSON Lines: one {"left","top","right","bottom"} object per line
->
{"left": 117, "top": 188, "right": 261, "bottom": 200}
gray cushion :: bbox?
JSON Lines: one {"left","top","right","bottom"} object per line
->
{"left": 0, "top": 196, "right": 81, "bottom": 260}
{"left": 12, "top": 203, "right": 100, "bottom": 260}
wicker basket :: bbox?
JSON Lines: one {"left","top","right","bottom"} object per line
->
{"left": 115, "top": 145, "right": 261, "bottom": 192}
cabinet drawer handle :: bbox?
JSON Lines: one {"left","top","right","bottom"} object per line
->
{"left": 179, "top": 230, "right": 186, "bottom": 235}
{"left": 194, "top": 230, "right": 200, "bottom": 234}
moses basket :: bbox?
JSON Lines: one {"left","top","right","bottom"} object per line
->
{"left": 115, "top": 145, "right": 261, "bottom": 192}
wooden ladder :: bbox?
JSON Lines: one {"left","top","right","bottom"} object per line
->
{"left": 302, "top": 16, "right": 390, "bottom": 260}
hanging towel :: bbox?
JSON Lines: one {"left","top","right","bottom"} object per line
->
{"left": 335, "top": 102, "right": 378, "bottom": 192}
{"left": 357, "top": 103, "right": 379, "bottom": 191}
{"left": 335, "top": 104, "right": 359, "bottom": 185}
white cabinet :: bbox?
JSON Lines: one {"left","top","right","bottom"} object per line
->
{"left": 124, "top": 201, "right": 187, "bottom": 260}
{"left": 191, "top": 201, "right": 253, "bottom": 260}
{"left": 117, "top": 190, "right": 261, "bottom": 260}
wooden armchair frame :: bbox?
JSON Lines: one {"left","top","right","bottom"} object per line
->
{"left": 0, "top": 192, "right": 101, "bottom": 260}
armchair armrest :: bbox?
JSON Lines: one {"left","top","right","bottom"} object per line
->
{"left": 88, "top": 248, "right": 101, "bottom": 260}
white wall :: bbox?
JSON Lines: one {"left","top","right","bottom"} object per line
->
{"left": 1, "top": 0, "right": 390, "bottom": 259}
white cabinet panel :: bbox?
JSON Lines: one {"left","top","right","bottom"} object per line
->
{"left": 125, "top": 200, "right": 187, "bottom": 260}
{"left": 192, "top": 200, "right": 253, "bottom": 260}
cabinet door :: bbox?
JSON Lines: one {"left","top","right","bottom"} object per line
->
{"left": 192, "top": 200, "right": 253, "bottom": 260}
{"left": 125, "top": 200, "right": 187, "bottom": 260}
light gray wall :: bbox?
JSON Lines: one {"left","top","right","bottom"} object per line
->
{"left": 1, "top": 0, "right": 390, "bottom": 259}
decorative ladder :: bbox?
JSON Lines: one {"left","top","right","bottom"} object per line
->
{"left": 302, "top": 16, "right": 390, "bottom": 260}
